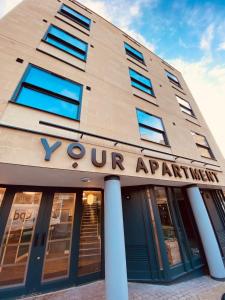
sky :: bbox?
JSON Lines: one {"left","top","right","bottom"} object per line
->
{"left": 1, "top": 0, "right": 225, "bottom": 158}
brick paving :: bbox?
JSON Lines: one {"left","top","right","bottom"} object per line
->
{"left": 24, "top": 276, "right": 225, "bottom": 300}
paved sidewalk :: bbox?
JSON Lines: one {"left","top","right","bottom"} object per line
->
{"left": 25, "top": 276, "right": 225, "bottom": 300}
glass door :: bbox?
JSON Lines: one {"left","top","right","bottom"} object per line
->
{"left": 42, "top": 193, "right": 76, "bottom": 281}
{"left": 0, "top": 191, "right": 42, "bottom": 288}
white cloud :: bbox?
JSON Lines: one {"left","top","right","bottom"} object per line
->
{"left": 218, "top": 41, "right": 225, "bottom": 51}
{"left": 168, "top": 57, "right": 225, "bottom": 158}
{"left": 200, "top": 23, "right": 214, "bottom": 51}
{"left": 80, "top": 0, "right": 156, "bottom": 51}
{"left": 0, "top": 0, "right": 24, "bottom": 18}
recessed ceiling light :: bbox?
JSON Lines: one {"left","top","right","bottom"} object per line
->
{"left": 81, "top": 177, "right": 91, "bottom": 182}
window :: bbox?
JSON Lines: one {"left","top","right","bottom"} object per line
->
{"left": 176, "top": 95, "right": 195, "bottom": 117}
{"left": 60, "top": 4, "right": 91, "bottom": 30}
{"left": 165, "top": 70, "right": 181, "bottom": 88}
{"left": 136, "top": 109, "right": 168, "bottom": 145}
{"left": 124, "top": 42, "right": 144, "bottom": 64}
{"left": 129, "top": 69, "right": 154, "bottom": 96}
{"left": 12, "top": 65, "right": 83, "bottom": 120}
{"left": 44, "top": 25, "right": 88, "bottom": 61}
{"left": 191, "top": 132, "right": 214, "bottom": 159}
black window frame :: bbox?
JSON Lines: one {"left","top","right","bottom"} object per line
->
{"left": 59, "top": 4, "right": 91, "bottom": 30}
{"left": 136, "top": 108, "right": 170, "bottom": 146}
{"left": 129, "top": 68, "right": 155, "bottom": 97}
{"left": 42, "top": 24, "right": 88, "bottom": 62}
{"left": 175, "top": 95, "right": 195, "bottom": 118}
{"left": 124, "top": 42, "right": 145, "bottom": 64}
{"left": 11, "top": 64, "right": 83, "bottom": 121}
{"left": 165, "top": 70, "right": 182, "bottom": 89}
{"left": 191, "top": 132, "right": 215, "bottom": 160}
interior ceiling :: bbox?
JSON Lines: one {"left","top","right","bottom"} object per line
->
{"left": 0, "top": 163, "right": 222, "bottom": 189}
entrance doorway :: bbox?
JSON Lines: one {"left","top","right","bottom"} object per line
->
{"left": 0, "top": 187, "right": 103, "bottom": 298}
{"left": 122, "top": 186, "right": 204, "bottom": 282}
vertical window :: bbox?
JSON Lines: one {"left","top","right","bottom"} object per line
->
{"left": 0, "top": 188, "right": 6, "bottom": 208}
{"left": 13, "top": 65, "right": 83, "bottom": 120}
{"left": 176, "top": 95, "right": 195, "bottom": 117}
{"left": 129, "top": 69, "right": 154, "bottom": 96}
{"left": 124, "top": 42, "right": 144, "bottom": 64}
{"left": 44, "top": 25, "right": 88, "bottom": 61}
{"left": 136, "top": 109, "right": 168, "bottom": 145}
{"left": 78, "top": 191, "right": 102, "bottom": 276}
{"left": 154, "top": 187, "right": 182, "bottom": 266}
{"left": 165, "top": 70, "right": 181, "bottom": 88}
{"left": 191, "top": 132, "right": 215, "bottom": 159}
{"left": 60, "top": 4, "right": 91, "bottom": 30}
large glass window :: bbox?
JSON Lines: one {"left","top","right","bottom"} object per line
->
{"left": 78, "top": 191, "right": 102, "bottom": 276}
{"left": 174, "top": 188, "right": 201, "bottom": 258}
{"left": 154, "top": 187, "right": 182, "bottom": 266}
{"left": 191, "top": 132, "right": 214, "bottom": 159}
{"left": 165, "top": 70, "right": 181, "bottom": 88}
{"left": 13, "top": 65, "right": 83, "bottom": 120}
{"left": 60, "top": 4, "right": 91, "bottom": 30}
{"left": 137, "top": 109, "right": 168, "bottom": 145}
{"left": 42, "top": 193, "right": 76, "bottom": 281}
{"left": 44, "top": 25, "right": 88, "bottom": 61}
{"left": 124, "top": 42, "right": 144, "bottom": 64}
{"left": 0, "top": 192, "right": 42, "bottom": 287}
{"left": 176, "top": 95, "right": 195, "bottom": 117}
{"left": 129, "top": 68, "right": 154, "bottom": 96}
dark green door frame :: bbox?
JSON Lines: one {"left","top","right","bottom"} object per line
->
{"left": 0, "top": 186, "right": 103, "bottom": 299}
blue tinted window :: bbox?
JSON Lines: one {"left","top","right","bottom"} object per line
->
{"left": 24, "top": 66, "right": 82, "bottom": 101}
{"left": 165, "top": 70, "right": 181, "bottom": 87}
{"left": 44, "top": 25, "right": 88, "bottom": 61}
{"left": 124, "top": 42, "right": 144, "bottom": 63}
{"left": 137, "top": 110, "right": 163, "bottom": 131}
{"left": 13, "top": 65, "right": 83, "bottom": 120}
{"left": 129, "top": 69, "right": 154, "bottom": 95}
{"left": 17, "top": 87, "right": 79, "bottom": 119}
{"left": 136, "top": 109, "right": 168, "bottom": 145}
{"left": 61, "top": 4, "right": 91, "bottom": 30}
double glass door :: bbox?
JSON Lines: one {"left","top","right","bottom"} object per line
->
{"left": 0, "top": 187, "right": 103, "bottom": 298}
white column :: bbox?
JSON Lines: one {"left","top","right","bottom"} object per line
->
{"left": 187, "top": 185, "right": 225, "bottom": 279}
{"left": 104, "top": 175, "right": 128, "bottom": 300}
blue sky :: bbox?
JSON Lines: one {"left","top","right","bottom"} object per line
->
{"left": 1, "top": 0, "right": 225, "bottom": 157}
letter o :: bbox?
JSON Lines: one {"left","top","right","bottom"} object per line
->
{"left": 67, "top": 143, "right": 86, "bottom": 159}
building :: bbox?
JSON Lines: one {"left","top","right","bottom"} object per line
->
{"left": 0, "top": 0, "right": 225, "bottom": 299}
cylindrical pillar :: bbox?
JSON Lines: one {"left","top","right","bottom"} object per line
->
{"left": 187, "top": 185, "right": 225, "bottom": 279}
{"left": 104, "top": 175, "right": 128, "bottom": 300}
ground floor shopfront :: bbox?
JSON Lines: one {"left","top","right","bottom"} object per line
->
{"left": 0, "top": 183, "right": 225, "bottom": 299}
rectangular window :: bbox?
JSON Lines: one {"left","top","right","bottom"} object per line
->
{"left": 60, "top": 4, "right": 91, "bottom": 30}
{"left": 12, "top": 65, "right": 83, "bottom": 120}
{"left": 176, "top": 95, "right": 195, "bottom": 117}
{"left": 165, "top": 70, "right": 181, "bottom": 88}
{"left": 191, "top": 132, "right": 214, "bottom": 159}
{"left": 136, "top": 109, "right": 168, "bottom": 145}
{"left": 124, "top": 42, "right": 144, "bottom": 64}
{"left": 44, "top": 25, "right": 88, "bottom": 61}
{"left": 129, "top": 68, "right": 154, "bottom": 96}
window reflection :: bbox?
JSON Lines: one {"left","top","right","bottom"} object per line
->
{"left": 174, "top": 188, "right": 200, "bottom": 257}
{"left": 78, "top": 191, "right": 102, "bottom": 276}
{"left": 0, "top": 192, "right": 41, "bottom": 287}
{"left": 42, "top": 193, "right": 76, "bottom": 281}
{"left": 154, "top": 187, "right": 182, "bottom": 266}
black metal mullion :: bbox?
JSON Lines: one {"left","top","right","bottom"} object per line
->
{"left": 139, "top": 123, "right": 165, "bottom": 135}
{"left": 22, "top": 82, "right": 80, "bottom": 105}
{"left": 131, "top": 77, "right": 152, "bottom": 90}
{"left": 60, "top": 10, "right": 90, "bottom": 30}
{"left": 47, "top": 33, "right": 86, "bottom": 56}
